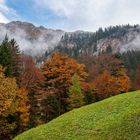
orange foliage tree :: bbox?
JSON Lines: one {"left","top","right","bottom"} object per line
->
{"left": 16, "top": 88, "right": 30, "bottom": 131}
{"left": 0, "top": 65, "right": 29, "bottom": 138}
{"left": 84, "top": 54, "right": 124, "bottom": 81}
{"left": 42, "top": 53, "right": 87, "bottom": 115}
{"left": 93, "top": 70, "right": 119, "bottom": 100}
{"left": 93, "top": 69, "right": 131, "bottom": 100}
{"left": 115, "top": 68, "right": 131, "bottom": 93}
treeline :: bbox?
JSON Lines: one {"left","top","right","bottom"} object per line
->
{"left": 54, "top": 24, "right": 140, "bottom": 58}
{"left": 0, "top": 36, "right": 140, "bottom": 139}
{"left": 62, "top": 24, "right": 137, "bottom": 43}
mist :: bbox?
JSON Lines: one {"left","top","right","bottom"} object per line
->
{"left": 0, "top": 22, "right": 64, "bottom": 57}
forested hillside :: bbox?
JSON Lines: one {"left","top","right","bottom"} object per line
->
{"left": 0, "top": 23, "right": 140, "bottom": 139}
{"left": 54, "top": 24, "right": 140, "bottom": 58}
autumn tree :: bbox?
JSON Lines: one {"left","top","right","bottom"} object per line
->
{"left": 93, "top": 70, "right": 119, "bottom": 100}
{"left": 18, "top": 55, "right": 44, "bottom": 90}
{"left": 93, "top": 69, "right": 130, "bottom": 100}
{"left": 16, "top": 88, "right": 30, "bottom": 132}
{"left": 0, "top": 66, "right": 18, "bottom": 137}
{"left": 0, "top": 65, "right": 18, "bottom": 138}
{"left": 82, "top": 54, "right": 124, "bottom": 82}
{"left": 115, "top": 68, "right": 131, "bottom": 93}
{"left": 0, "top": 65, "right": 30, "bottom": 138}
{"left": 18, "top": 55, "right": 46, "bottom": 127}
{"left": 68, "top": 74, "right": 85, "bottom": 110}
{"left": 42, "top": 52, "right": 87, "bottom": 115}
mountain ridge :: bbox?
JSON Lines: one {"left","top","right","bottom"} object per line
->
{"left": 0, "top": 21, "right": 140, "bottom": 59}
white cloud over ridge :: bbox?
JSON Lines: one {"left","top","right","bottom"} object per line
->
{"left": 34, "top": 0, "right": 140, "bottom": 31}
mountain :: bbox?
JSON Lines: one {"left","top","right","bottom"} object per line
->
{"left": 0, "top": 21, "right": 140, "bottom": 59}
{"left": 54, "top": 25, "right": 140, "bottom": 58}
{"left": 0, "top": 21, "right": 64, "bottom": 57}
{"left": 14, "top": 90, "right": 140, "bottom": 140}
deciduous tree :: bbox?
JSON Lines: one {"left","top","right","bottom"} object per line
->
{"left": 42, "top": 53, "right": 87, "bottom": 115}
{"left": 93, "top": 69, "right": 130, "bottom": 100}
{"left": 68, "top": 74, "right": 85, "bottom": 110}
{"left": 0, "top": 65, "right": 18, "bottom": 137}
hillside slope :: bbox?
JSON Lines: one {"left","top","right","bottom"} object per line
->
{"left": 14, "top": 90, "right": 140, "bottom": 140}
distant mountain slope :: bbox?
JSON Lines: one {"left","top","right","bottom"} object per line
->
{"left": 14, "top": 90, "right": 140, "bottom": 140}
{"left": 0, "top": 21, "right": 140, "bottom": 59}
{"left": 0, "top": 21, "right": 64, "bottom": 56}
{"left": 54, "top": 25, "right": 140, "bottom": 58}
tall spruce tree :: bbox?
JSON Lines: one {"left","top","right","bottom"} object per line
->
{"left": 9, "top": 39, "right": 22, "bottom": 82}
{"left": 0, "top": 36, "right": 21, "bottom": 78}
{"left": 0, "top": 35, "right": 13, "bottom": 76}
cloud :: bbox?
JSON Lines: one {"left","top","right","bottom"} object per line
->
{"left": 0, "top": 0, "right": 9, "bottom": 22}
{"left": 0, "top": 23, "right": 64, "bottom": 56}
{"left": 34, "top": 0, "right": 140, "bottom": 31}
{"left": 0, "top": 0, "right": 18, "bottom": 23}
{"left": 0, "top": 12, "right": 8, "bottom": 22}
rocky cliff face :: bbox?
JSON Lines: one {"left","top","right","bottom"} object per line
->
{"left": 55, "top": 25, "right": 140, "bottom": 58}
{"left": 97, "top": 29, "right": 140, "bottom": 54}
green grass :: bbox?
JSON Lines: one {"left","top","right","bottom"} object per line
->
{"left": 14, "top": 91, "right": 140, "bottom": 140}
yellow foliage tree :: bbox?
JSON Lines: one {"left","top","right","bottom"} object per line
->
{"left": 0, "top": 65, "right": 18, "bottom": 136}
{"left": 0, "top": 65, "right": 30, "bottom": 138}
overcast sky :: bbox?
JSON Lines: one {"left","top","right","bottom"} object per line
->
{"left": 0, "top": 0, "right": 140, "bottom": 31}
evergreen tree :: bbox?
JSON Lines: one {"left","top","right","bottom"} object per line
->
{"left": 0, "top": 36, "right": 21, "bottom": 78}
{"left": 0, "top": 35, "right": 13, "bottom": 76}
{"left": 9, "top": 39, "right": 22, "bottom": 79}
